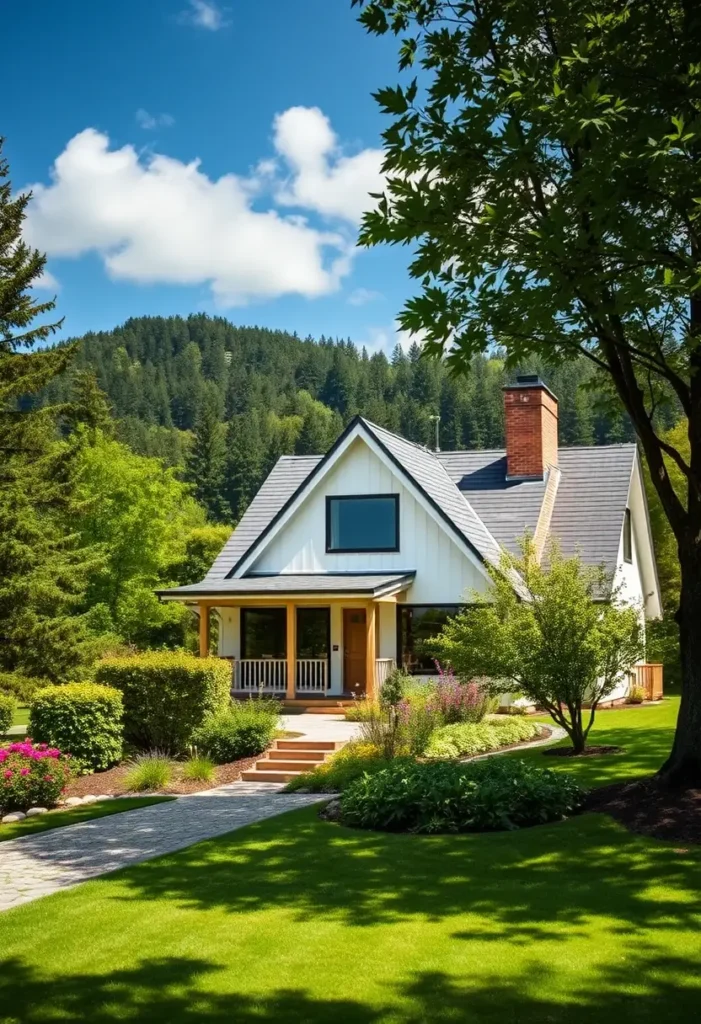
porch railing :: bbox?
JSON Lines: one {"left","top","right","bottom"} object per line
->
{"left": 235, "top": 659, "right": 287, "bottom": 693}
{"left": 296, "top": 658, "right": 329, "bottom": 692}
{"left": 375, "top": 658, "right": 396, "bottom": 690}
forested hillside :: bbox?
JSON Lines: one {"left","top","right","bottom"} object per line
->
{"left": 45, "top": 314, "right": 668, "bottom": 524}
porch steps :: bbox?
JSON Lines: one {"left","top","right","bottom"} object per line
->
{"left": 240, "top": 738, "right": 345, "bottom": 784}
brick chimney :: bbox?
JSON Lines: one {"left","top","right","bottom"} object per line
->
{"left": 503, "top": 375, "right": 559, "bottom": 479}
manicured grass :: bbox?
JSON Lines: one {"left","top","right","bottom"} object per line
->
{"left": 3, "top": 698, "right": 699, "bottom": 1023}
{"left": 12, "top": 704, "right": 30, "bottom": 728}
{"left": 0, "top": 797, "right": 174, "bottom": 842}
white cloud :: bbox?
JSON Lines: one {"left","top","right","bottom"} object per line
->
{"left": 272, "top": 106, "right": 384, "bottom": 224}
{"left": 33, "top": 269, "right": 60, "bottom": 292}
{"left": 348, "top": 287, "right": 382, "bottom": 306}
{"left": 358, "top": 322, "right": 425, "bottom": 356}
{"left": 24, "top": 128, "right": 353, "bottom": 307}
{"left": 180, "top": 0, "right": 229, "bottom": 31}
{"left": 135, "top": 109, "right": 175, "bottom": 131}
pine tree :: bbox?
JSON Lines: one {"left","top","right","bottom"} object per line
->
{"left": 186, "top": 382, "right": 229, "bottom": 523}
{"left": 0, "top": 140, "right": 95, "bottom": 679}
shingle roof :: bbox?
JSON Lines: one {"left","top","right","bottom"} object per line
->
{"left": 204, "top": 456, "right": 320, "bottom": 581}
{"left": 166, "top": 417, "right": 637, "bottom": 602}
{"left": 438, "top": 444, "right": 637, "bottom": 577}
{"left": 159, "top": 572, "right": 416, "bottom": 599}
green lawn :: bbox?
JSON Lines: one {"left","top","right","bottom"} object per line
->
{"left": 2, "top": 698, "right": 700, "bottom": 1024}
{"left": 0, "top": 797, "right": 174, "bottom": 842}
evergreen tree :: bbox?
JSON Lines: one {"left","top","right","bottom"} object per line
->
{"left": 186, "top": 382, "right": 229, "bottom": 523}
{"left": 0, "top": 141, "right": 95, "bottom": 679}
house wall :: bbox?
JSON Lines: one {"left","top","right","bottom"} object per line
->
{"left": 251, "top": 437, "right": 489, "bottom": 604}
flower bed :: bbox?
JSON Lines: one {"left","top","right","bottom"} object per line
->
{"left": 0, "top": 741, "right": 74, "bottom": 814}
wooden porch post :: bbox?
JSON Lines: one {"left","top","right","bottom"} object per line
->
{"left": 365, "top": 602, "right": 377, "bottom": 699}
{"left": 199, "top": 604, "right": 210, "bottom": 658}
{"left": 286, "top": 604, "right": 296, "bottom": 700}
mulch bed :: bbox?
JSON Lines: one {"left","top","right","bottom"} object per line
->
{"left": 63, "top": 754, "right": 260, "bottom": 798}
{"left": 543, "top": 745, "right": 624, "bottom": 758}
{"left": 586, "top": 776, "right": 701, "bottom": 844}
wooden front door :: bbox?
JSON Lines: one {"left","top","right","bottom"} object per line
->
{"left": 343, "top": 609, "right": 367, "bottom": 695}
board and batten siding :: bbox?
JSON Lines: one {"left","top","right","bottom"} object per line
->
{"left": 250, "top": 437, "right": 490, "bottom": 604}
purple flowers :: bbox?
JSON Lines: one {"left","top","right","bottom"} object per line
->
{"left": 432, "top": 663, "right": 492, "bottom": 724}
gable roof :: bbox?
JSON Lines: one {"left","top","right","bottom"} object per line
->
{"left": 437, "top": 444, "right": 638, "bottom": 580}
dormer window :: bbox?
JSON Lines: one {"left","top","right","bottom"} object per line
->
{"left": 326, "top": 494, "right": 400, "bottom": 553}
{"left": 623, "top": 508, "right": 633, "bottom": 563}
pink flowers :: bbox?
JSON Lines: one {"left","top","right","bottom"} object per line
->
{"left": 432, "top": 663, "right": 492, "bottom": 724}
{"left": 0, "top": 739, "right": 73, "bottom": 816}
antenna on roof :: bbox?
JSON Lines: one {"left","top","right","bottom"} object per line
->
{"left": 429, "top": 414, "right": 441, "bottom": 453}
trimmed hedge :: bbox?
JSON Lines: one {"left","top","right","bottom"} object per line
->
{"left": 29, "top": 684, "right": 124, "bottom": 772}
{"left": 338, "top": 758, "right": 585, "bottom": 833}
{"left": 0, "top": 693, "right": 16, "bottom": 734}
{"left": 424, "top": 717, "right": 542, "bottom": 759}
{"left": 192, "top": 699, "right": 279, "bottom": 764}
{"left": 96, "top": 652, "right": 231, "bottom": 753}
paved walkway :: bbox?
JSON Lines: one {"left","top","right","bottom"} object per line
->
{"left": 1, "top": 714, "right": 360, "bottom": 914}
{"left": 0, "top": 783, "right": 324, "bottom": 912}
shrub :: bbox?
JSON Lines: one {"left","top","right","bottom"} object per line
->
{"left": 379, "top": 667, "right": 409, "bottom": 709}
{"left": 338, "top": 758, "right": 585, "bottom": 834}
{"left": 95, "top": 652, "right": 231, "bottom": 752}
{"left": 191, "top": 698, "right": 279, "bottom": 764}
{"left": 627, "top": 685, "right": 646, "bottom": 705}
{"left": 358, "top": 703, "right": 405, "bottom": 759}
{"left": 0, "top": 741, "right": 74, "bottom": 813}
{"left": 123, "top": 752, "right": 174, "bottom": 792}
{"left": 432, "top": 664, "right": 497, "bottom": 724}
{"left": 182, "top": 754, "right": 215, "bottom": 784}
{"left": 425, "top": 717, "right": 541, "bottom": 759}
{"left": 0, "top": 673, "right": 50, "bottom": 705}
{"left": 29, "top": 683, "right": 124, "bottom": 773}
{"left": 396, "top": 689, "right": 443, "bottom": 756}
{"left": 285, "top": 742, "right": 398, "bottom": 793}
{"left": 0, "top": 694, "right": 16, "bottom": 735}
{"left": 345, "top": 697, "right": 380, "bottom": 722}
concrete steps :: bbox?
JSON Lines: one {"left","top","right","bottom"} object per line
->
{"left": 240, "top": 738, "right": 345, "bottom": 784}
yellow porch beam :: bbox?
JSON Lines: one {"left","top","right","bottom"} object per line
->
{"left": 286, "top": 604, "right": 296, "bottom": 700}
{"left": 199, "top": 604, "right": 210, "bottom": 658}
{"left": 365, "top": 601, "right": 377, "bottom": 700}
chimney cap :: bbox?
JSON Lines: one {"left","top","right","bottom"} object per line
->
{"left": 503, "top": 374, "right": 558, "bottom": 403}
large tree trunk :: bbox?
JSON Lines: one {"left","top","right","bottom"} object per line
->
{"left": 658, "top": 542, "right": 701, "bottom": 788}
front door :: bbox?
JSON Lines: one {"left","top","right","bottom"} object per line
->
{"left": 343, "top": 609, "right": 367, "bottom": 695}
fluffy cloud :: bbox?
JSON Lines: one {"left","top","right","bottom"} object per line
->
{"left": 24, "top": 127, "right": 358, "bottom": 306}
{"left": 359, "top": 322, "right": 425, "bottom": 356}
{"left": 135, "top": 109, "right": 175, "bottom": 131}
{"left": 32, "top": 269, "right": 60, "bottom": 292}
{"left": 272, "top": 106, "right": 384, "bottom": 224}
{"left": 180, "top": 0, "right": 229, "bottom": 31}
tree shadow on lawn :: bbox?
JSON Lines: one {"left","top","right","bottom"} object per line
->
{"left": 1, "top": 951, "right": 700, "bottom": 1023}
{"left": 109, "top": 805, "right": 701, "bottom": 939}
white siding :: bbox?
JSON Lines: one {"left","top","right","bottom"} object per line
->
{"left": 217, "top": 607, "right": 240, "bottom": 658}
{"left": 378, "top": 602, "right": 397, "bottom": 661}
{"left": 252, "top": 437, "right": 489, "bottom": 603}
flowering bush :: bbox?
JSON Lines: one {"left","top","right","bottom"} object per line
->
{"left": 0, "top": 740, "right": 74, "bottom": 814}
{"left": 432, "top": 663, "right": 497, "bottom": 724}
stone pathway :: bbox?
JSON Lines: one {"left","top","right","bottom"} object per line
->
{"left": 0, "top": 783, "right": 324, "bottom": 912}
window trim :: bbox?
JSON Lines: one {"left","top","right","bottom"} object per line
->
{"left": 325, "top": 493, "right": 400, "bottom": 554}
{"left": 397, "top": 603, "right": 464, "bottom": 676}
{"left": 623, "top": 507, "right": 633, "bottom": 564}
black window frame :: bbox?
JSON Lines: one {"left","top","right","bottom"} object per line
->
{"left": 325, "top": 493, "right": 400, "bottom": 554}
{"left": 397, "top": 604, "right": 464, "bottom": 676}
{"left": 623, "top": 508, "right": 633, "bottom": 563}
{"left": 241, "top": 607, "right": 287, "bottom": 659}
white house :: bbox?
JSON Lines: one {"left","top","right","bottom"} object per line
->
{"left": 159, "top": 375, "right": 662, "bottom": 705}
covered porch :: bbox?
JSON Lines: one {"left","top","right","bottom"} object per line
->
{"left": 160, "top": 572, "right": 414, "bottom": 702}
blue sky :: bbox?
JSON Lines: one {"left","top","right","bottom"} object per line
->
{"left": 6, "top": 0, "right": 413, "bottom": 352}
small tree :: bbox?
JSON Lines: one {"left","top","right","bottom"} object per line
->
{"left": 430, "top": 540, "right": 643, "bottom": 753}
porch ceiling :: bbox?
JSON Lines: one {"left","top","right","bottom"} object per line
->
{"left": 157, "top": 571, "right": 416, "bottom": 602}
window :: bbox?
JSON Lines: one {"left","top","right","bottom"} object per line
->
{"left": 398, "top": 605, "right": 462, "bottom": 674}
{"left": 241, "top": 608, "right": 286, "bottom": 659}
{"left": 326, "top": 494, "right": 399, "bottom": 553}
{"left": 296, "top": 608, "right": 330, "bottom": 659}
{"left": 623, "top": 508, "right": 633, "bottom": 563}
